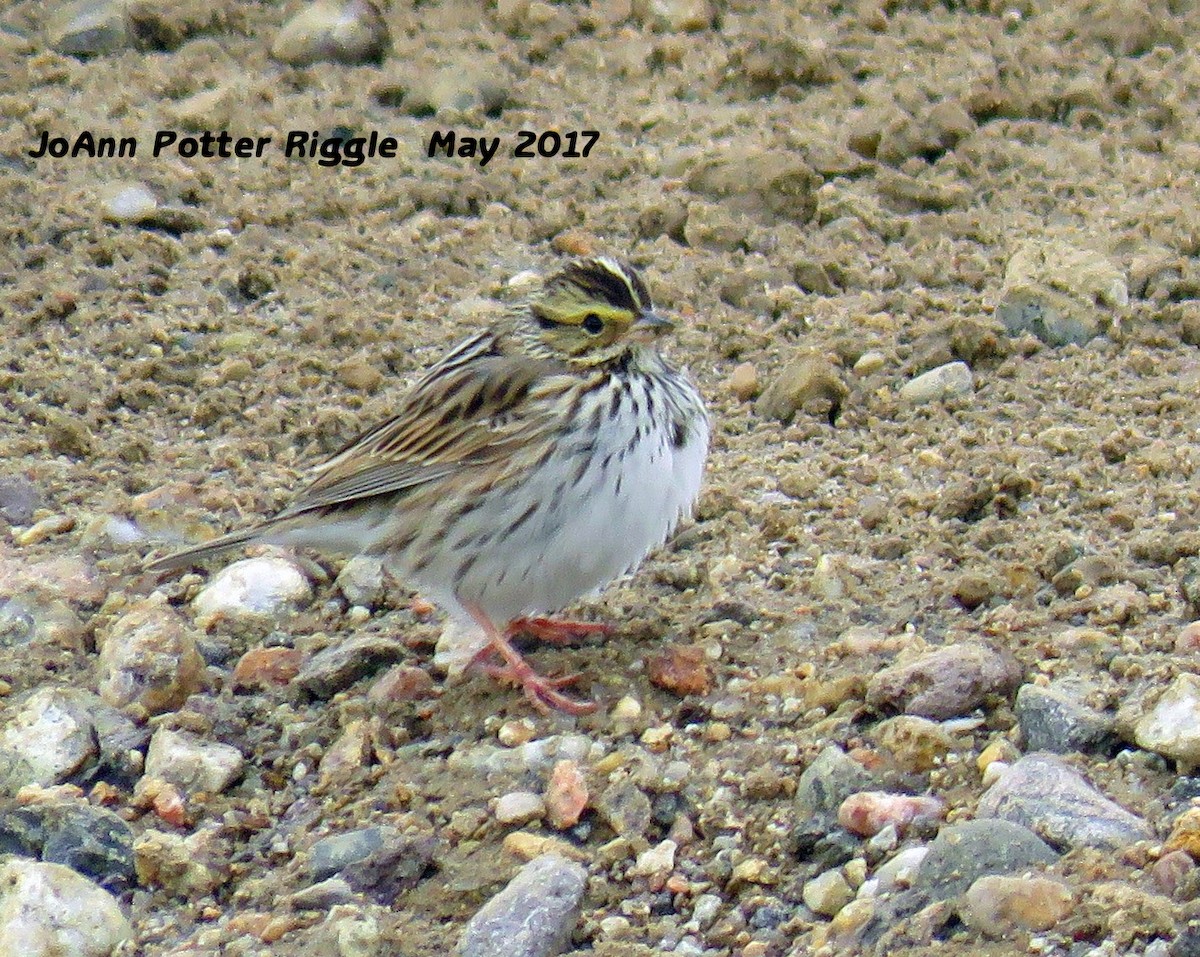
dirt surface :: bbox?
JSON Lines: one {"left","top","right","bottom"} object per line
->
{"left": 4, "top": 0, "right": 1200, "bottom": 954}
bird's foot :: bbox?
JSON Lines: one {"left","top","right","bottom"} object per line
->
{"left": 509, "top": 616, "right": 615, "bottom": 646}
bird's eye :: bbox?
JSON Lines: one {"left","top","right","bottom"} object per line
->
{"left": 582, "top": 312, "right": 604, "bottom": 335}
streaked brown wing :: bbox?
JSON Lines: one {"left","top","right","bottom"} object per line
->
{"left": 274, "top": 337, "right": 566, "bottom": 518}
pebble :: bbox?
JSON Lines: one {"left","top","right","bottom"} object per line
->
{"left": 0, "top": 476, "right": 42, "bottom": 526}
{"left": 1153, "top": 848, "right": 1195, "bottom": 896}
{"left": 803, "top": 869, "right": 854, "bottom": 917}
{"left": 144, "top": 727, "right": 244, "bottom": 796}
{"left": 99, "top": 182, "right": 158, "bottom": 223}
{"left": 853, "top": 350, "right": 888, "bottom": 376}
{"left": 502, "top": 832, "right": 588, "bottom": 863}
{"left": 629, "top": 839, "right": 677, "bottom": 878}
{"left": 336, "top": 556, "right": 386, "bottom": 609}
{"left": 400, "top": 63, "right": 510, "bottom": 118}
{"left": 232, "top": 646, "right": 304, "bottom": 691}
{"left": 0, "top": 798, "right": 135, "bottom": 892}
{"left": 192, "top": 556, "right": 313, "bottom": 628}
{"left": 1133, "top": 673, "right": 1200, "bottom": 772}
{"left": 0, "top": 856, "right": 130, "bottom": 956}
{"left": 593, "top": 778, "right": 652, "bottom": 838}
{"left": 865, "top": 642, "right": 1022, "bottom": 720}
{"left": 317, "top": 720, "right": 372, "bottom": 789}
{"left": 296, "top": 633, "right": 407, "bottom": 699}
{"left": 494, "top": 792, "right": 546, "bottom": 827}
{"left": 309, "top": 828, "right": 403, "bottom": 882}
{"left": 338, "top": 834, "right": 437, "bottom": 904}
{"left": 544, "top": 760, "right": 588, "bottom": 830}
{"left": 726, "top": 362, "right": 759, "bottom": 401}
{"left": 1014, "top": 681, "right": 1115, "bottom": 755}
{"left": 995, "top": 239, "right": 1128, "bottom": 345}
{"left": 366, "top": 665, "right": 437, "bottom": 704}
{"left": 871, "top": 846, "right": 929, "bottom": 894}
{"left": 870, "top": 715, "right": 957, "bottom": 772}
{"left": 134, "top": 827, "right": 229, "bottom": 897}
{"left": 271, "top": 0, "right": 390, "bottom": 66}
{"left": 793, "top": 746, "right": 878, "bottom": 854}
{"left": 12, "top": 514, "right": 75, "bottom": 547}
{"left": 976, "top": 753, "right": 1154, "bottom": 850}
{"left": 458, "top": 854, "right": 587, "bottom": 957}
{"left": 1166, "top": 807, "right": 1200, "bottom": 859}
{"left": 0, "top": 596, "right": 85, "bottom": 652}
{"left": 913, "top": 819, "right": 1058, "bottom": 901}
{"left": 0, "top": 688, "right": 98, "bottom": 792}
{"left": 97, "top": 595, "right": 204, "bottom": 716}
{"left": 960, "top": 874, "right": 1075, "bottom": 937}
{"left": 646, "top": 644, "right": 712, "bottom": 696}
{"left": 633, "top": 0, "right": 714, "bottom": 31}
{"left": 897, "top": 361, "right": 975, "bottom": 404}
{"left": 837, "top": 792, "right": 946, "bottom": 837}
{"left": 755, "top": 351, "right": 846, "bottom": 424}
{"left": 45, "top": 0, "right": 129, "bottom": 56}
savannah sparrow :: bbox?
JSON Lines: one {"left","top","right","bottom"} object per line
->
{"left": 148, "top": 257, "right": 710, "bottom": 714}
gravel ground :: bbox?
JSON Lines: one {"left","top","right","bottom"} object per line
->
{"left": 4, "top": 0, "right": 1200, "bottom": 955}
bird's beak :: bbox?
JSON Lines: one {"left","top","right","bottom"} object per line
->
{"left": 632, "top": 310, "right": 674, "bottom": 337}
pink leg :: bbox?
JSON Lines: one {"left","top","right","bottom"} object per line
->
{"left": 509, "top": 616, "right": 615, "bottom": 646}
{"left": 462, "top": 603, "right": 598, "bottom": 716}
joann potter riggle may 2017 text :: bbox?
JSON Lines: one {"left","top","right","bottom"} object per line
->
{"left": 28, "top": 128, "right": 602, "bottom": 169}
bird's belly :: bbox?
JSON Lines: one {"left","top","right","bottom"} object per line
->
{"left": 421, "top": 418, "right": 706, "bottom": 625}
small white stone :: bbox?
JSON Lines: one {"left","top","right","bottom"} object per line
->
{"left": 193, "top": 556, "right": 312, "bottom": 626}
{"left": 494, "top": 791, "right": 546, "bottom": 826}
{"left": 1134, "top": 673, "right": 1200, "bottom": 772}
{"left": 629, "top": 839, "right": 676, "bottom": 877}
{"left": 873, "top": 846, "right": 929, "bottom": 892}
{"left": 336, "top": 555, "right": 385, "bottom": 608}
{"left": 271, "top": 0, "right": 390, "bottom": 66}
{"left": 898, "top": 361, "right": 974, "bottom": 404}
{"left": 144, "top": 727, "right": 244, "bottom": 795}
{"left": 99, "top": 182, "right": 158, "bottom": 223}
{"left": 0, "top": 688, "right": 97, "bottom": 788}
{"left": 0, "top": 857, "right": 130, "bottom": 956}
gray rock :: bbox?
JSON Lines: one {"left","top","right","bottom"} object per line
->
{"left": 0, "top": 856, "right": 130, "bottom": 956}
{"left": 458, "top": 853, "right": 587, "bottom": 957}
{"left": 0, "top": 476, "right": 42, "bottom": 526}
{"left": 341, "top": 834, "right": 437, "bottom": 905}
{"left": 976, "top": 752, "right": 1154, "bottom": 851}
{"left": 866, "top": 642, "right": 1022, "bottom": 720}
{"left": 296, "top": 634, "right": 407, "bottom": 699}
{"left": 309, "top": 826, "right": 399, "bottom": 881}
{"left": 913, "top": 819, "right": 1059, "bottom": 900}
{"left": 793, "top": 745, "right": 877, "bottom": 858}
{"left": 46, "top": 0, "right": 129, "bottom": 57}
{"left": 144, "top": 728, "right": 244, "bottom": 795}
{"left": 0, "top": 800, "right": 135, "bottom": 893}
{"left": 0, "top": 688, "right": 98, "bottom": 793}
{"left": 336, "top": 556, "right": 386, "bottom": 609}
{"left": 898, "top": 361, "right": 974, "bottom": 404}
{"left": 995, "top": 240, "right": 1128, "bottom": 346}
{"left": 1015, "top": 682, "right": 1116, "bottom": 755}
{"left": 271, "top": 0, "right": 390, "bottom": 66}
{"left": 593, "top": 779, "right": 652, "bottom": 838}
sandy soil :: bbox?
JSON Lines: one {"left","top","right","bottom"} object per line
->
{"left": 3, "top": 0, "right": 1200, "bottom": 954}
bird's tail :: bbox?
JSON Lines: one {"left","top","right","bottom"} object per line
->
{"left": 143, "top": 526, "right": 263, "bottom": 573}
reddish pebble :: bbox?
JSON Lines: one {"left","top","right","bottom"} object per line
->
{"left": 647, "top": 644, "right": 712, "bottom": 697}
{"left": 410, "top": 597, "right": 436, "bottom": 616}
{"left": 544, "top": 759, "right": 589, "bottom": 830}
{"left": 232, "top": 646, "right": 304, "bottom": 690}
{"left": 1153, "top": 849, "right": 1196, "bottom": 896}
{"left": 837, "top": 791, "right": 946, "bottom": 837}
{"left": 1176, "top": 622, "right": 1200, "bottom": 653}
{"left": 152, "top": 783, "right": 189, "bottom": 827}
{"left": 367, "top": 665, "right": 437, "bottom": 703}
